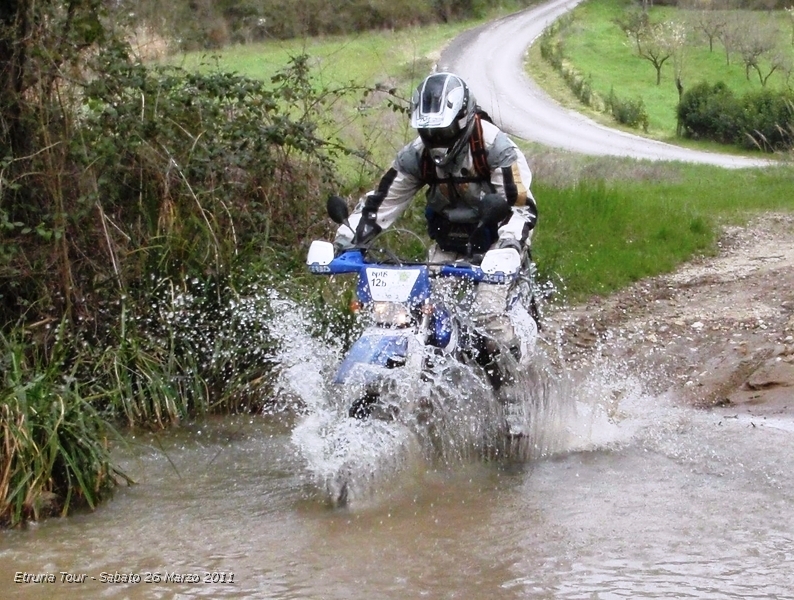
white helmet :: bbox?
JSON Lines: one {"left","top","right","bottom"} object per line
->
{"left": 410, "top": 73, "right": 476, "bottom": 167}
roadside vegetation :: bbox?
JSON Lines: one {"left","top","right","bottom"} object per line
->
{"left": 165, "top": 19, "right": 497, "bottom": 182}
{"left": 528, "top": 155, "right": 793, "bottom": 299}
{"left": 1, "top": 0, "right": 792, "bottom": 527}
{"left": 124, "top": 0, "right": 506, "bottom": 51}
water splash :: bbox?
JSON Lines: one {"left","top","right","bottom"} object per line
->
{"left": 266, "top": 290, "right": 343, "bottom": 414}
{"left": 293, "top": 410, "right": 420, "bottom": 507}
{"left": 274, "top": 283, "right": 656, "bottom": 507}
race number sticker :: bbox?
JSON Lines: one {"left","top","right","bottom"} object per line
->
{"left": 365, "top": 268, "right": 421, "bottom": 302}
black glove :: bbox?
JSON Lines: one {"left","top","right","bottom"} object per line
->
{"left": 354, "top": 207, "right": 381, "bottom": 245}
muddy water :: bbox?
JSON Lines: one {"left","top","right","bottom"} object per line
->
{"left": 3, "top": 361, "right": 794, "bottom": 600}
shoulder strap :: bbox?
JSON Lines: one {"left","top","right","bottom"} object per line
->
{"left": 469, "top": 114, "right": 490, "bottom": 181}
{"left": 420, "top": 147, "right": 438, "bottom": 183}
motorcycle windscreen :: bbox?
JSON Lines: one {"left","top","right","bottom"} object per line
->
{"left": 333, "top": 333, "right": 409, "bottom": 385}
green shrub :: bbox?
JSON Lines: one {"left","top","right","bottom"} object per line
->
{"left": 677, "top": 81, "right": 743, "bottom": 144}
{"left": 677, "top": 81, "right": 794, "bottom": 150}
{"left": 607, "top": 88, "right": 650, "bottom": 131}
{"left": 540, "top": 28, "right": 565, "bottom": 70}
{"left": 0, "top": 326, "right": 130, "bottom": 527}
{"left": 740, "top": 90, "right": 794, "bottom": 151}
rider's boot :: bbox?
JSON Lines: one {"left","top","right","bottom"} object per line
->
{"left": 481, "top": 344, "right": 527, "bottom": 438}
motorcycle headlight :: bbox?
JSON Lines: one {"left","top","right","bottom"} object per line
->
{"left": 372, "top": 302, "right": 412, "bottom": 327}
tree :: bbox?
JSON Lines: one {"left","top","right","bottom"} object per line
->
{"left": 691, "top": 9, "right": 726, "bottom": 53}
{"left": 617, "top": 10, "right": 686, "bottom": 85}
{"left": 1, "top": 0, "right": 109, "bottom": 319}
{"left": 736, "top": 22, "right": 781, "bottom": 84}
{"left": 717, "top": 14, "right": 742, "bottom": 66}
{"left": 1, "top": 0, "right": 107, "bottom": 154}
{"left": 0, "top": 0, "right": 29, "bottom": 157}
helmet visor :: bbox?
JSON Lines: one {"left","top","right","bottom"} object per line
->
{"left": 418, "top": 121, "right": 462, "bottom": 149}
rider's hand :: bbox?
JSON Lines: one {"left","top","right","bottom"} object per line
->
{"left": 354, "top": 208, "right": 381, "bottom": 245}
{"left": 333, "top": 232, "right": 354, "bottom": 252}
{"left": 496, "top": 237, "right": 522, "bottom": 254}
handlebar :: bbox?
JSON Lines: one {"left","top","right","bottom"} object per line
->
{"left": 307, "top": 243, "right": 520, "bottom": 285}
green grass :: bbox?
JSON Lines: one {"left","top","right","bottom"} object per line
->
{"left": 549, "top": 0, "right": 794, "bottom": 136}
{"left": 529, "top": 157, "right": 794, "bottom": 301}
{"left": 171, "top": 25, "right": 456, "bottom": 88}
{"left": 167, "top": 4, "right": 543, "bottom": 184}
{"left": 167, "top": 26, "right": 462, "bottom": 187}
{"left": 0, "top": 326, "right": 130, "bottom": 527}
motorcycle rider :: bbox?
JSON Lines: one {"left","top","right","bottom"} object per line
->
{"left": 334, "top": 72, "right": 537, "bottom": 418}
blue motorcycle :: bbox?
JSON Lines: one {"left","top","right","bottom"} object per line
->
{"left": 306, "top": 195, "right": 541, "bottom": 425}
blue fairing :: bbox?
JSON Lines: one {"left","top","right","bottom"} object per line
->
{"left": 431, "top": 305, "right": 453, "bottom": 348}
{"left": 334, "top": 333, "right": 409, "bottom": 384}
{"left": 438, "top": 264, "right": 515, "bottom": 285}
{"left": 309, "top": 249, "right": 366, "bottom": 274}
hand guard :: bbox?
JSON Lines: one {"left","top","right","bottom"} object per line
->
{"left": 333, "top": 229, "right": 354, "bottom": 252}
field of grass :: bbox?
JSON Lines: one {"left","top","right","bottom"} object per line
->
{"left": 527, "top": 155, "right": 794, "bottom": 300}
{"left": 173, "top": 24, "right": 453, "bottom": 89}
{"left": 549, "top": 0, "right": 794, "bottom": 137}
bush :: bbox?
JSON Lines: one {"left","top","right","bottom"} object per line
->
{"left": 607, "top": 89, "right": 650, "bottom": 131}
{"left": 1, "top": 0, "right": 357, "bottom": 525}
{"left": 677, "top": 81, "right": 743, "bottom": 144}
{"left": 740, "top": 90, "right": 794, "bottom": 151}
{"left": 677, "top": 81, "right": 794, "bottom": 151}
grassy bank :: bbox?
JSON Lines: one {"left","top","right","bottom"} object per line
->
{"left": 533, "top": 0, "right": 794, "bottom": 139}
{"left": 527, "top": 155, "right": 794, "bottom": 300}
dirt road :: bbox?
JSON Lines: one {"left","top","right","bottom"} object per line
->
{"left": 549, "top": 213, "right": 794, "bottom": 419}
{"left": 438, "top": 0, "right": 770, "bottom": 168}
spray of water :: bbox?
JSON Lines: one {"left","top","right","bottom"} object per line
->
{"left": 269, "top": 282, "right": 658, "bottom": 508}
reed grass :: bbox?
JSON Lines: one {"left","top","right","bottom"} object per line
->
{"left": 0, "top": 324, "right": 131, "bottom": 526}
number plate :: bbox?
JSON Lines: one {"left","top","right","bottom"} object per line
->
{"left": 365, "top": 268, "right": 421, "bottom": 302}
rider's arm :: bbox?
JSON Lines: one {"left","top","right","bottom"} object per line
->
{"left": 335, "top": 141, "right": 425, "bottom": 248}
{"left": 483, "top": 123, "right": 538, "bottom": 249}
{"left": 367, "top": 166, "right": 425, "bottom": 230}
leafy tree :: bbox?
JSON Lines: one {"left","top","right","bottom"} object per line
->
{"left": 1, "top": 0, "right": 111, "bottom": 322}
